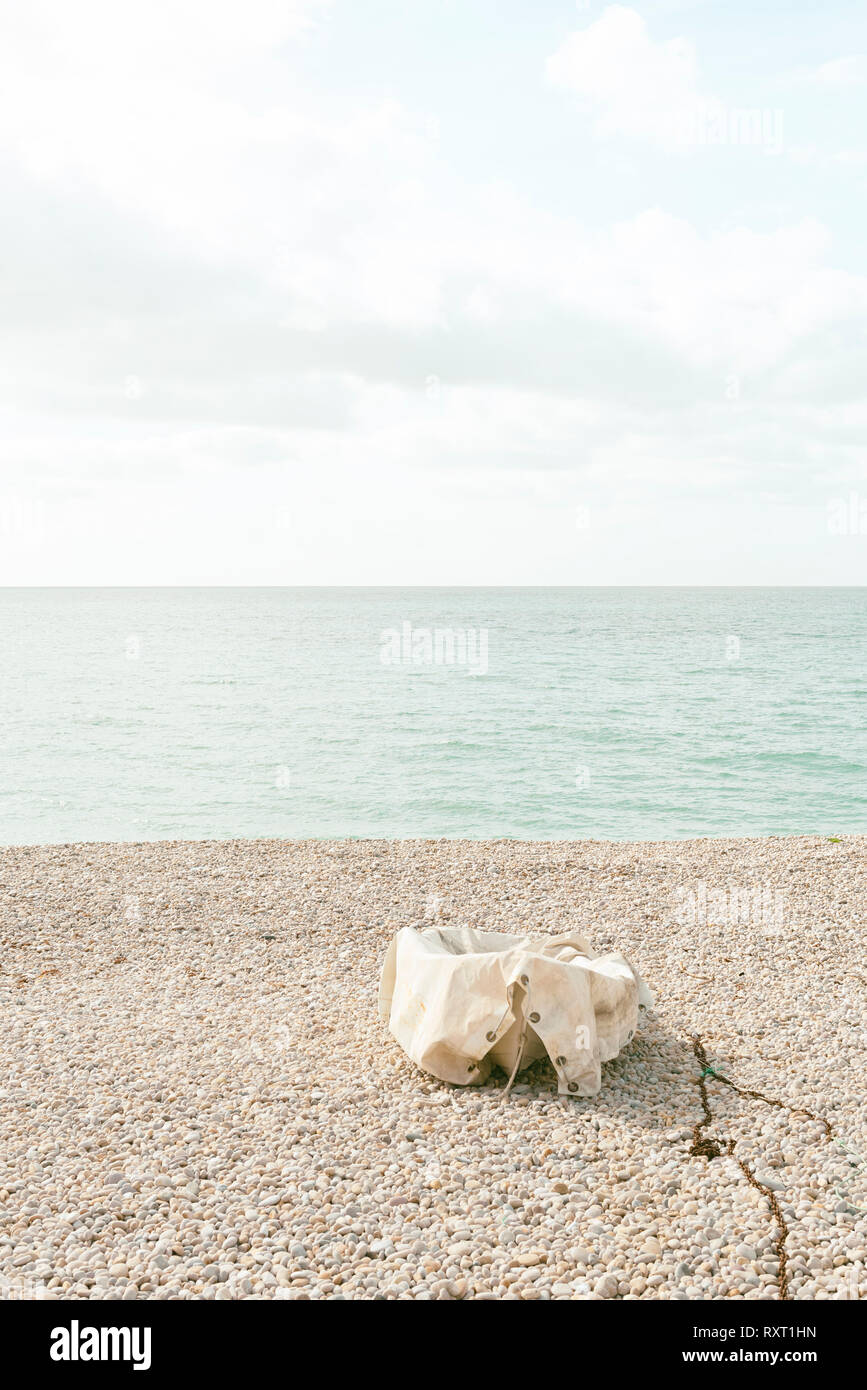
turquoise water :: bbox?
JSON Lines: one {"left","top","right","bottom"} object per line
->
{"left": 0, "top": 588, "right": 864, "bottom": 844}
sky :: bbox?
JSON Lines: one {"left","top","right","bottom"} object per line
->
{"left": 0, "top": 0, "right": 865, "bottom": 585}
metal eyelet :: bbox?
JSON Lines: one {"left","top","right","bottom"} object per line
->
{"left": 486, "top": 1030, "right": 496, "bottom": 1041}
{"left": 529, "top": 1012, "right": 540, "bottom": 1023}
{"left": 568, "top": 1082, "right": 579, "bottom": 1093}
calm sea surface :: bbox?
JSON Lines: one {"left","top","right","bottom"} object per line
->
{"left": 0, "top": 588, "right": 864, "bottom": 844}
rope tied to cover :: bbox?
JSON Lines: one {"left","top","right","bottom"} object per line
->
{"left": 502, "top": 976, "right": 533, "bottom": 1102}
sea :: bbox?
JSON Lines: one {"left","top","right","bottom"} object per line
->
{"left": 0, "top": 587, "right": 864, "bottom": 845}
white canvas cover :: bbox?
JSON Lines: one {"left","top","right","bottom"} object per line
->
{"left": 378, "top": 925, "right": 653, "bottom": 1097}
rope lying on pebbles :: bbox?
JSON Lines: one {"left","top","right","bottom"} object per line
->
{"left": 725, "top": 1143, "right": 793, "bottom": 1302}
{"left": 690, "top": 1037, "right": 723, "bottom": 1160}
{"left": 688, "top": 1034, "right": 839, "bottom": 1303}
{"left": 692, "top": 1036, "right": 833, "bottom": 1140}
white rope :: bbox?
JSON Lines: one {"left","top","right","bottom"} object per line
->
{"left": 502, "top": 979, "right": 531, "bottom": 1102}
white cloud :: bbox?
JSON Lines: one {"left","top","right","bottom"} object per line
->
{"left": 2, "top": 2, "right": 854, "bottom": 375}
{"left": 2, "top": 1, "right": 326, "bottom": 68}
{"left": 796, "top": 55, "right": 867, "bottom": 87}
{"left": 545, "top": 5, "right": 715, "bottom": 150}
{"left": 0, "top": 0, "right": 863, "bottom": 583}
{"left": 545, "top": 6, "right": 787, "bottom": 155}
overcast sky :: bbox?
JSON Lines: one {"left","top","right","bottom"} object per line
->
{"left": 1, "top": 0, "right": 865, "bottom": 584}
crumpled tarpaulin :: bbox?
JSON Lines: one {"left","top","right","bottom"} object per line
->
{"left": 379, "top": 925, "right": 653, "bottom": 1096}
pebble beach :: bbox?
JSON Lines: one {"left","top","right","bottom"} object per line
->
{"left": 1, "top": 834, "right": 864, "bottom": 1301}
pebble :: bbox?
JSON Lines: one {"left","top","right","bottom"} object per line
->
{"left": 595, "top": 1274, "right": 619, "bottom": 1299}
